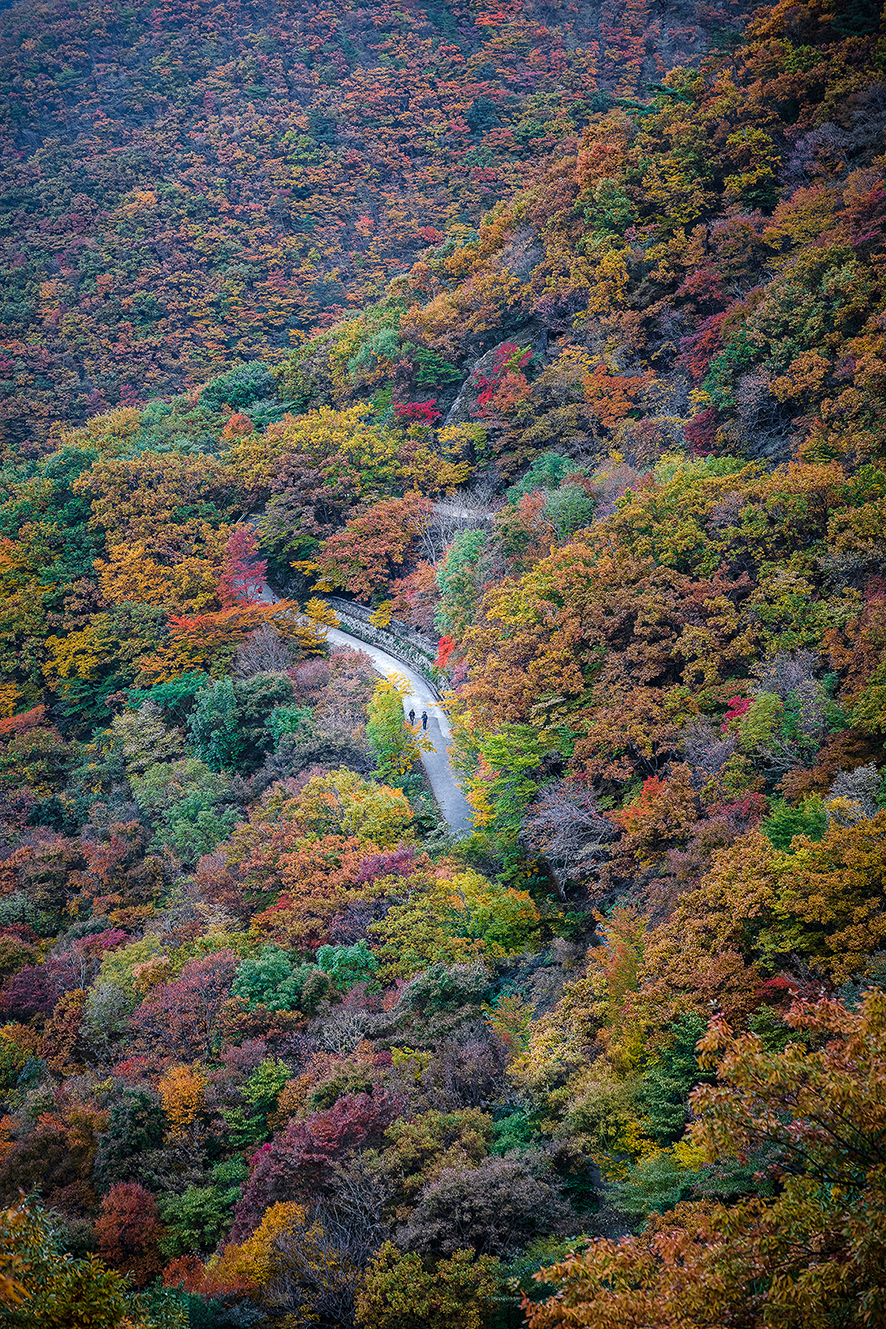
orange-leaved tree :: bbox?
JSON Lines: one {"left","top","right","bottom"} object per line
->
{"left": 526, "top": 992, "right": 886, "bottom": 1329}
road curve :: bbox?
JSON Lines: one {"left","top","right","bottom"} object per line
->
{"left": 325, "top": 627, "right": 474, "bottom": 835}
{"left": 255, "top": 582, "right": 474, "bottom": 834}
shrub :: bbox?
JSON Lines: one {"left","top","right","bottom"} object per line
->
{"left": 201, "top": 361, "right": 276, "bottom": 408}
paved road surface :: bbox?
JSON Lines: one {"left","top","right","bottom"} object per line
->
{"left": 254, "top": 582, "right": 474, "bottom": 834}
{"left": 325, "top": 627, "right": 474, "bottom": 835}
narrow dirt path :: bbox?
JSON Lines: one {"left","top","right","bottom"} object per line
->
{"left": 256, "top": 583, "right": 474, "bottom": 835}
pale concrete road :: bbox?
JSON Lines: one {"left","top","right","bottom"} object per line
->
{"left": 325, "top": 626, "right": 475, "bottom": 836}
{"left": 252, "top": 580, "right": 473, "bottom": 835}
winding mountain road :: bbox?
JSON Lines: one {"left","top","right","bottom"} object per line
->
{"left": 256, "top": 583, "right": 474, "bottom": 835}
{"left": 326, "top": 627, "right": 474, "bottom": 835}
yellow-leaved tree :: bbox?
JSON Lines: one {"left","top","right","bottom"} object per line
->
{"left": 294, "top": 768, "right": 414, "bottom": 847}
{"left": 210, "top": 1201, "right": 355, "bottom": 1328}
{"left": 158, "top": 1063, "right": 208, "bottom": 1143}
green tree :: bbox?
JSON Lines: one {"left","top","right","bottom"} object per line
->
{"left": 233, "top": 672, "right": 297, "bottom": 770}
{"left": 243, "top": 1058, "right": 292, "bottom": 1118}
{"left": 543, "top": 484, "right": 596, "bottom": 542}
{"left": 265, "top": 702, "right": 312, "bottom": 748}
{"left": 200, "top": 360, "right": 277, "bottom": 410}
{"left": 231, "top": 947, "right": 333, "bottom": 1015}
{"left": 187, "top": 676, "right": 242, "bottom": 771}
{"left": 761, "top": 795, "right": 827, "bottom": 850}
{"left": 505, "top": 453, "right": 586, "bottom": 503}
{"left": 317, "top": 941, "right": 379, "bottom": 991}
{"left": 0, "top": 1198, "right": 184, "bottom": 1329}
{"left": 124, "top": 672, "right": 209, "bottom": 725}
{"left": 158, "top": 1183, "right": 241, "bottom": 1258}
{"left": 366, "top": 677, "right": 423, "bottom": 780}
{"left": 129, "top": 758, "right": 239, "bottom": 863}
{"left": 107, "top": 702, "right": 185, "bottom": 776}
{"left": 637, "top": 1014, "right": 710, "bottom": 1144}
{"left": 435, "top": 530, "right": 492, "bottom": 638}
{"left": 469, "top": 724, "right": 559, "bottom": 839}
{"left": 94, "top": 1088, "right": 166, "bottom": 1190}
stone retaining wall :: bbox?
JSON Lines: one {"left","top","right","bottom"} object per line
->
{"left": 327, "top": 605, "right": 444, "bottom": 701}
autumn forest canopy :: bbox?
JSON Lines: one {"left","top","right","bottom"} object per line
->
{"left": 1, "top": 0, "right": 886, "bottom": 1325}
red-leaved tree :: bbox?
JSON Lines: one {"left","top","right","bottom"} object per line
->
{"left": 129, "top": 951, "right": 238, "bottom": 1061}
{"left": 218, "top": 525, "right": 268, "bottom": 607}
{"left": 229, "top": 1090, "right": 404, "bottom": 1241}
{"left": 95, "top": 1182, "right": 167, "bottom": 1287}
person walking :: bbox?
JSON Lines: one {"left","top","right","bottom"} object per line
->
{"left": 421, "top": 711, "right": 428, "bottom": 731}
{"left": 408, "top": 708, "right": 416, "bottom": 725}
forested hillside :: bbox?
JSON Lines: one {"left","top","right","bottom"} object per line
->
{"left": 0, "top": 0, "right": 747, "bottom": 449}
{"left": 1, "top": 0, "right": 886, "bottom": 1326}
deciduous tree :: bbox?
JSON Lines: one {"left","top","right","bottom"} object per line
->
{"left": 357, "top": 1243, "right": 502, "bottom": 1329}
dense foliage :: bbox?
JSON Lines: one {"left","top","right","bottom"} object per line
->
{"left": 0, "top": 0, "right": 747, "bottom": 449}
{"left": 1, "top": 0, "right": 886, "bottom": 1326}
